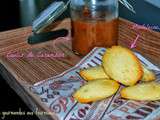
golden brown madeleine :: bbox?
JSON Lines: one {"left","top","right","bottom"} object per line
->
{"left": 141, "top": 65, "right": 156, "bottom": 82}
{"left": 79, "top": 66, "right": 109, "bottom": 81}
{"left": 120, "top": 82, "right": 160, "bottom": 101}
{"left": 73, "top": 79, "right": 120, "bottom": 103}
{"left": 102, "top": 46, "right": 143, "bottom": 86}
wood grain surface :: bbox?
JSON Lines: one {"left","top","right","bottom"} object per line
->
{"left": 0, "top": 19, "right": 81, "bottom": 85}
{"left": 118, "top": 19, "right": 160, "bottom": 67}
{"left": 1, "top": 18, "right": 160, "bottom": 84}
{"left": 0, "top": 18, "right": 160, "bottom": 120}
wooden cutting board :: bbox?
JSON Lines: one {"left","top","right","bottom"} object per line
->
{"left": 0, "top": 18, "right": 160, "bottom": 120}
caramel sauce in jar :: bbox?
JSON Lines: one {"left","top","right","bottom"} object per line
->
{"left": 70, "top": 0, "right": 118, "bottom": 56}
{"left": 72, "top": 19, "right": 118, "bottom": 55}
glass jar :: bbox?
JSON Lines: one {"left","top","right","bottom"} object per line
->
{"left": 70, "top": 0, "right": 118, "bottom": 55}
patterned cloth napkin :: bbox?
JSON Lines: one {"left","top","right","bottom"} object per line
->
{"left": 31, "top": 47, "right": 160, "bottom": 120}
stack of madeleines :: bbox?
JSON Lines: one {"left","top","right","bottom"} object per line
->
{"left": 73, "top": 46, "right": 159, "bottom": 103}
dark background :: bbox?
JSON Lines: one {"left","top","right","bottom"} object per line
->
{"left": 0, "top": 0, "right": 159, "bottom": 120}
{"left": 0, "top": 75, "right": 39, "bottom": 120}
{"left": 0, "top": 1, "right": 20, "bottom": 31}
{"left": 119, "top": 0, "right": 160, "bottom": 30}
